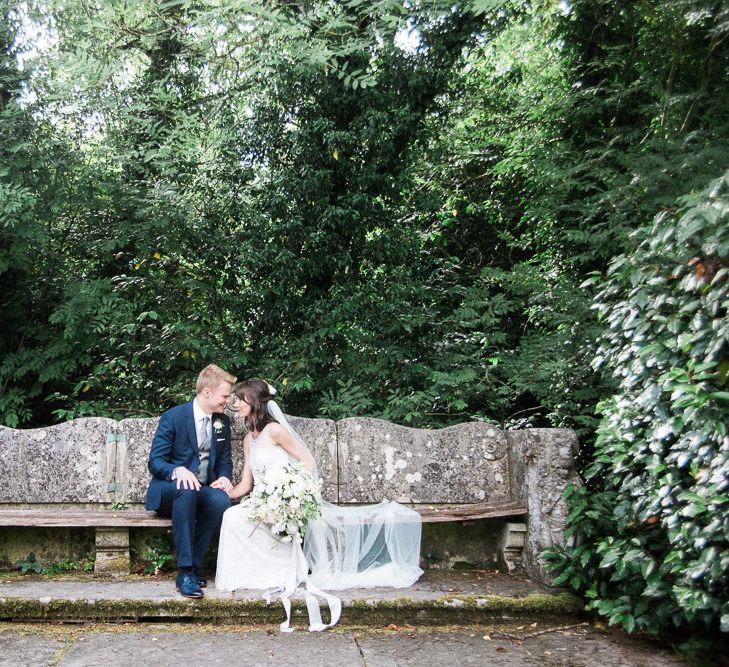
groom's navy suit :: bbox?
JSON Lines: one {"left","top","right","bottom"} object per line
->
{"left": 147, "top": 401, "right": 232, "bottom": 569}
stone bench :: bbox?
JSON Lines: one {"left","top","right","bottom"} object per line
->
{"left": 0, "top": 415, "right": 579, "bottom": 582}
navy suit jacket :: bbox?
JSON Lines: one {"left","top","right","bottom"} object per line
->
{"left": 146, "top": 401, "right": 233, "bottom": 511}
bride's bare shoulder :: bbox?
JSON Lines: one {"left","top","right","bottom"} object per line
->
{"left": 266, "top": 422, "right": 285, "bottom": 439}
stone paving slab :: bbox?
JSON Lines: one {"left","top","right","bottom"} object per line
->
{"left": 58, "top": 630, "right": 362, "bottom": 666}
{"left": 0, "top": 633, "right": 63, "bottom": 667}
{"left": 354, "top": 628, "right": 687, "bottom": 667}
{"left": 0, "top": 625, "right": 700, "bottom": 667}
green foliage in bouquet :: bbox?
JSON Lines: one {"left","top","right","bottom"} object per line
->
{"left": 543, "top": 171, "right": 729, "bottom": 635}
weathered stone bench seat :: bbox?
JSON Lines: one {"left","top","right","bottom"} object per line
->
{"left": 0, "top": 501, "right": 527, "bottom": 527}
{"left": 0, "top": 415, "right": 578, "bottom": 582}
{"left": 0, "top": 500, "right": 528, "bottom": 574}
{"left": 0, "top": 509, "right": 170, "bottom": 528}
{"left": 411, "top": 501, "right": 528, "bottom": 522}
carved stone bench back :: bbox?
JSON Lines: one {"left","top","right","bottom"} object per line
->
{"left": 110, "top": 416, "right": 339, "bottom": 504}
{"left": 336, "top": 418, "right": 510, "bottom": 504}
{"left": 0, "top": 418, "right": 117, "bottom": 504}
{"left": 0, "top": 416, "right": 568, "bottom": 507}
{"left": 0, "top": 416, "right": 580, "bottom": 583}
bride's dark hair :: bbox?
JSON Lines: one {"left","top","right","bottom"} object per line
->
{"left": 236, "top": 378, "right": 278, "bottom": 433}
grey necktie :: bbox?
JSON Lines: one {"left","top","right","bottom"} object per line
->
{"left": 197, "top": 416, "right": 211, "bottom": 484}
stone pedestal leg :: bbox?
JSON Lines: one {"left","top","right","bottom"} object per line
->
{"left": 499, "top": 522, "right": 527, "bottom": 574}
{"left": 94, "top": 527, "right": 130, "bottom": 575}
{"left": 506, "top": 429, "right": 580, "bottom": 583}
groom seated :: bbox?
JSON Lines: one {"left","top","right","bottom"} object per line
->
{"left": 146, "top": 364, "right": 235, "bottom": 598}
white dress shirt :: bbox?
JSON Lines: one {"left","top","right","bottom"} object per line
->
{"left": 171, "top": 399, "right": 231, "bottom": 487}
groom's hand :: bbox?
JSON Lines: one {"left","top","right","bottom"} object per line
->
{"left": 210, "top": 476, "right": 233, "bottom": 493}
{"left": 173, "top": 467, "right": 201, "bottom": 491}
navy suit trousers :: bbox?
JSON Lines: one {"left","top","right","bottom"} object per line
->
{"left": 155, "top": 481, "right": 231, "bottom": 569}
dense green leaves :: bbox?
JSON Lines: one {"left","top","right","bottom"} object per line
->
{"left": 547, "top": 171, "right": 729, "bottom": 635}
{"left": 2, "top": 0, "right": 509, "bottom": 425}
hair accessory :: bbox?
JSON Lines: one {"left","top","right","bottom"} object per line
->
{"left": 267, "top": 382, "right": 277, "bottom": 397}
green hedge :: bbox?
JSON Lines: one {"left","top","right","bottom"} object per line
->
{"left": 544, "top": 171, "right": 729, "bottom": 635}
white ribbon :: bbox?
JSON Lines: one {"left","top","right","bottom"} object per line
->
{"left": 303, "top": 579, "right": 342, "bottom": 632}
{"left": 262, "top": 541, "right": 341, "bottom": 633}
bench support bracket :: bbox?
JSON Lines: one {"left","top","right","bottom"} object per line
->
{"left": 94, "top": 527, "right": 130, "bottom": 575}
{"left": 499, "top": 522, "right": 527, "bottom": 574}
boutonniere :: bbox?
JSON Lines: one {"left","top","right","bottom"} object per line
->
{"left": 213, "top": 419, "right": 224, "bottom": 434}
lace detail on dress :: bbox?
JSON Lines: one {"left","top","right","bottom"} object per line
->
{"left": 248, "top": 427, "right": 290, "bottom": 482}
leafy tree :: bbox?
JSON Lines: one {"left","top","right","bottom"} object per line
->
{"left": 0, "top": 1, "right": 78, "bottom": 426}
{"left": 2, "top": 0, "right": 508, "bottom": 425}
{"left": 0, "top": 0, "right": 727, "bottom": 441}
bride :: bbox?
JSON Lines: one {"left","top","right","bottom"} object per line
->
{"left": 215, "top": 379, "right": 423, "bottom": 631}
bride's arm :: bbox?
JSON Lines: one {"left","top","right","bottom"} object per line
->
{"left": 228, "top": 434, "right": 254, "bottom": 500}
{"left": 269, "top": 423, "right": 316, "bottom": 473}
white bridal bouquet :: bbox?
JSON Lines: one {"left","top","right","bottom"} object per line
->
{"left": 248, "top": 461, "right": 323, "bottom": 544}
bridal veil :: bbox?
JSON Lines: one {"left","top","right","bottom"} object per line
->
{"left": 267, "top": 401, "right": 423, "bottom": 590}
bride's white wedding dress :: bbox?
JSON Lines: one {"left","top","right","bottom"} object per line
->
{"left": 215, "top": 423, "right": 423, "bottom": 631}
{"left": 216, "top": 428, "right": 307, "bottom": 591}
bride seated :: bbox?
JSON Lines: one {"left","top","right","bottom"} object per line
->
{"left": 215, "top": 378, "right": 423, "bottom": 631}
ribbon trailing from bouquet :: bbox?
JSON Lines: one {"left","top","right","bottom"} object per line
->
{"left": 261, "top": 541, "right": 341, "bottom": 632}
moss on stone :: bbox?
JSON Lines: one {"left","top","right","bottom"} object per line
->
{"left": 0, "top": 591, "right": 582, "bottom": 627}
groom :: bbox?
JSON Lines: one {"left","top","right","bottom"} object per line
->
{"left": 147, "top": 364, "right": 235, "bottom": 598}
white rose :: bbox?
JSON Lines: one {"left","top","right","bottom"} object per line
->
{"left": 267, "top": 468, "right": 286, "bottom": 487}
{"left": 289, "top": 497, "right": 301, "bottom": 510}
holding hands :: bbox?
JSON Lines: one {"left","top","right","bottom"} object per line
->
{"left": 173, "top": 466, "right": 232, "bottom": 494}
{"left": 210, "top": 477, "right": 234, "bottom": 494}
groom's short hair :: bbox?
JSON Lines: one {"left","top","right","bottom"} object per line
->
{"left": 196, "top": 364, "right": 237, "bottom": 393}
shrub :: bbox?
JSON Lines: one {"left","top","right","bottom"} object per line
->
{"left": 544, "top": 171, "right": 729, "bottom": 635}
